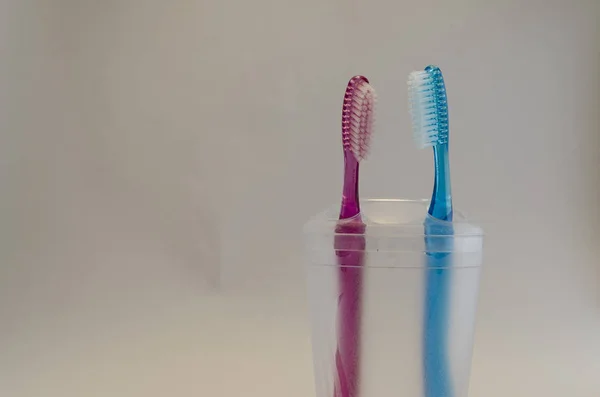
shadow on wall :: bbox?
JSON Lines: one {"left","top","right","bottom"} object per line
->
{"left": 590, "top": 69, "right": 600, "bottom": 308}
{"left": 53, "top": 0, "right": 227, "bottom": 293}
{"left": 155, "top": 195, "right": 221, "bottom": 291}
{"left": 577, "top": 52, "right": 600, "bottom": 309}
{"left": 109, "top": 178, "right": 222, "bottom": 293}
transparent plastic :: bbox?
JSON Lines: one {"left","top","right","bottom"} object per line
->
{"left": 304, "top": 199, "right": 483, "bottom": 397}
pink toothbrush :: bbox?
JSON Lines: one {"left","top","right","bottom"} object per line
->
{"left": 334, "top": 76, "right": 376, "bottom": 397}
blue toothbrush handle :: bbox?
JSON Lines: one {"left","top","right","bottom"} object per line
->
{"left": 424, "top": 143, "right": 454, "bottom": 397}
{"left": 424, "top": 250, "right": 452, "bottom": 397}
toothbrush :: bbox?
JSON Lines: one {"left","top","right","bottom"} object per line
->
{"left": 334, "top": 75, "right": 375, "bottom": 397}
{"left": 408, "top": 65, "right": 454, "bottom": 397}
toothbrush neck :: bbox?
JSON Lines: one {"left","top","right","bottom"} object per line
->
{"left": 429, "top": 144, "right": 453, "bottom": 221}
{"left": 339, "top": 153, "right": 361, "bottom": 219}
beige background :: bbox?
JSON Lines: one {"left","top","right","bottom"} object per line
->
{"left": 1, "top": 0, "right": 599, "bottom": 396}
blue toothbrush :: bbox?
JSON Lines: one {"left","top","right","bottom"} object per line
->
{"left": 408, "top": 65, "right": 454, "bottom": 397}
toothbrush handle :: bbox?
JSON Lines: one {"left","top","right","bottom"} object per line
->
{"left": 334, "top": 222, "right": 366, "bottom": 397}
{"left": 429, "top": 145, "right": 452, "bottom": 220}
{"left": 424, "top": 253, "right": 452, "bottom": 397}
{"left": 423, "top": 217, "right": 454, "bottom": 397}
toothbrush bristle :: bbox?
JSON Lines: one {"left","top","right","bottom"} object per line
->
{"left": 407, "top": 65, "right": 449, "bottom": 149}
{"left": 342, "top": 76, "right": 376, "bottom": 162}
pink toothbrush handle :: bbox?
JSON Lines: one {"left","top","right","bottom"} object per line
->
{"left": 334, "top": 221, "right": 366, "bottom": 397}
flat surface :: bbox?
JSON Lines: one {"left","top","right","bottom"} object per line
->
{"left": 1, "top": 287, "right": 598, "bottom": 397}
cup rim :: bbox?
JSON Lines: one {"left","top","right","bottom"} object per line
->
{"left": 303, "top": 198, "right": 484, "bottom": 238}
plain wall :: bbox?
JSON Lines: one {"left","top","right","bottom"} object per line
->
{"left": 0, "top": 0, "right": 598, "bottom": 396}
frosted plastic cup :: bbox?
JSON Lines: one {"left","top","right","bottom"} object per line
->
{"left": 304, "top": 199, "right": 483, "bottom": 397}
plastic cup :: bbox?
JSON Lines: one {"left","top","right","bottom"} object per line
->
{"left": 304, "top": 199, "right": 483, "bottom": 397}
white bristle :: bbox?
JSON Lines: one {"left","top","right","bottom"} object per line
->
{"left": 347, "top": 81, "right": 376, "bottom": 161}
{"left": 408, "top": 70, "right": 439, "bottom": 149}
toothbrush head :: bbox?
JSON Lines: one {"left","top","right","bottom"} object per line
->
{"left": 408, "top": 65, "right": 449, "bottom": 149}
{"left": 342, "top": 75, "right": 376, "bottom": 162}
